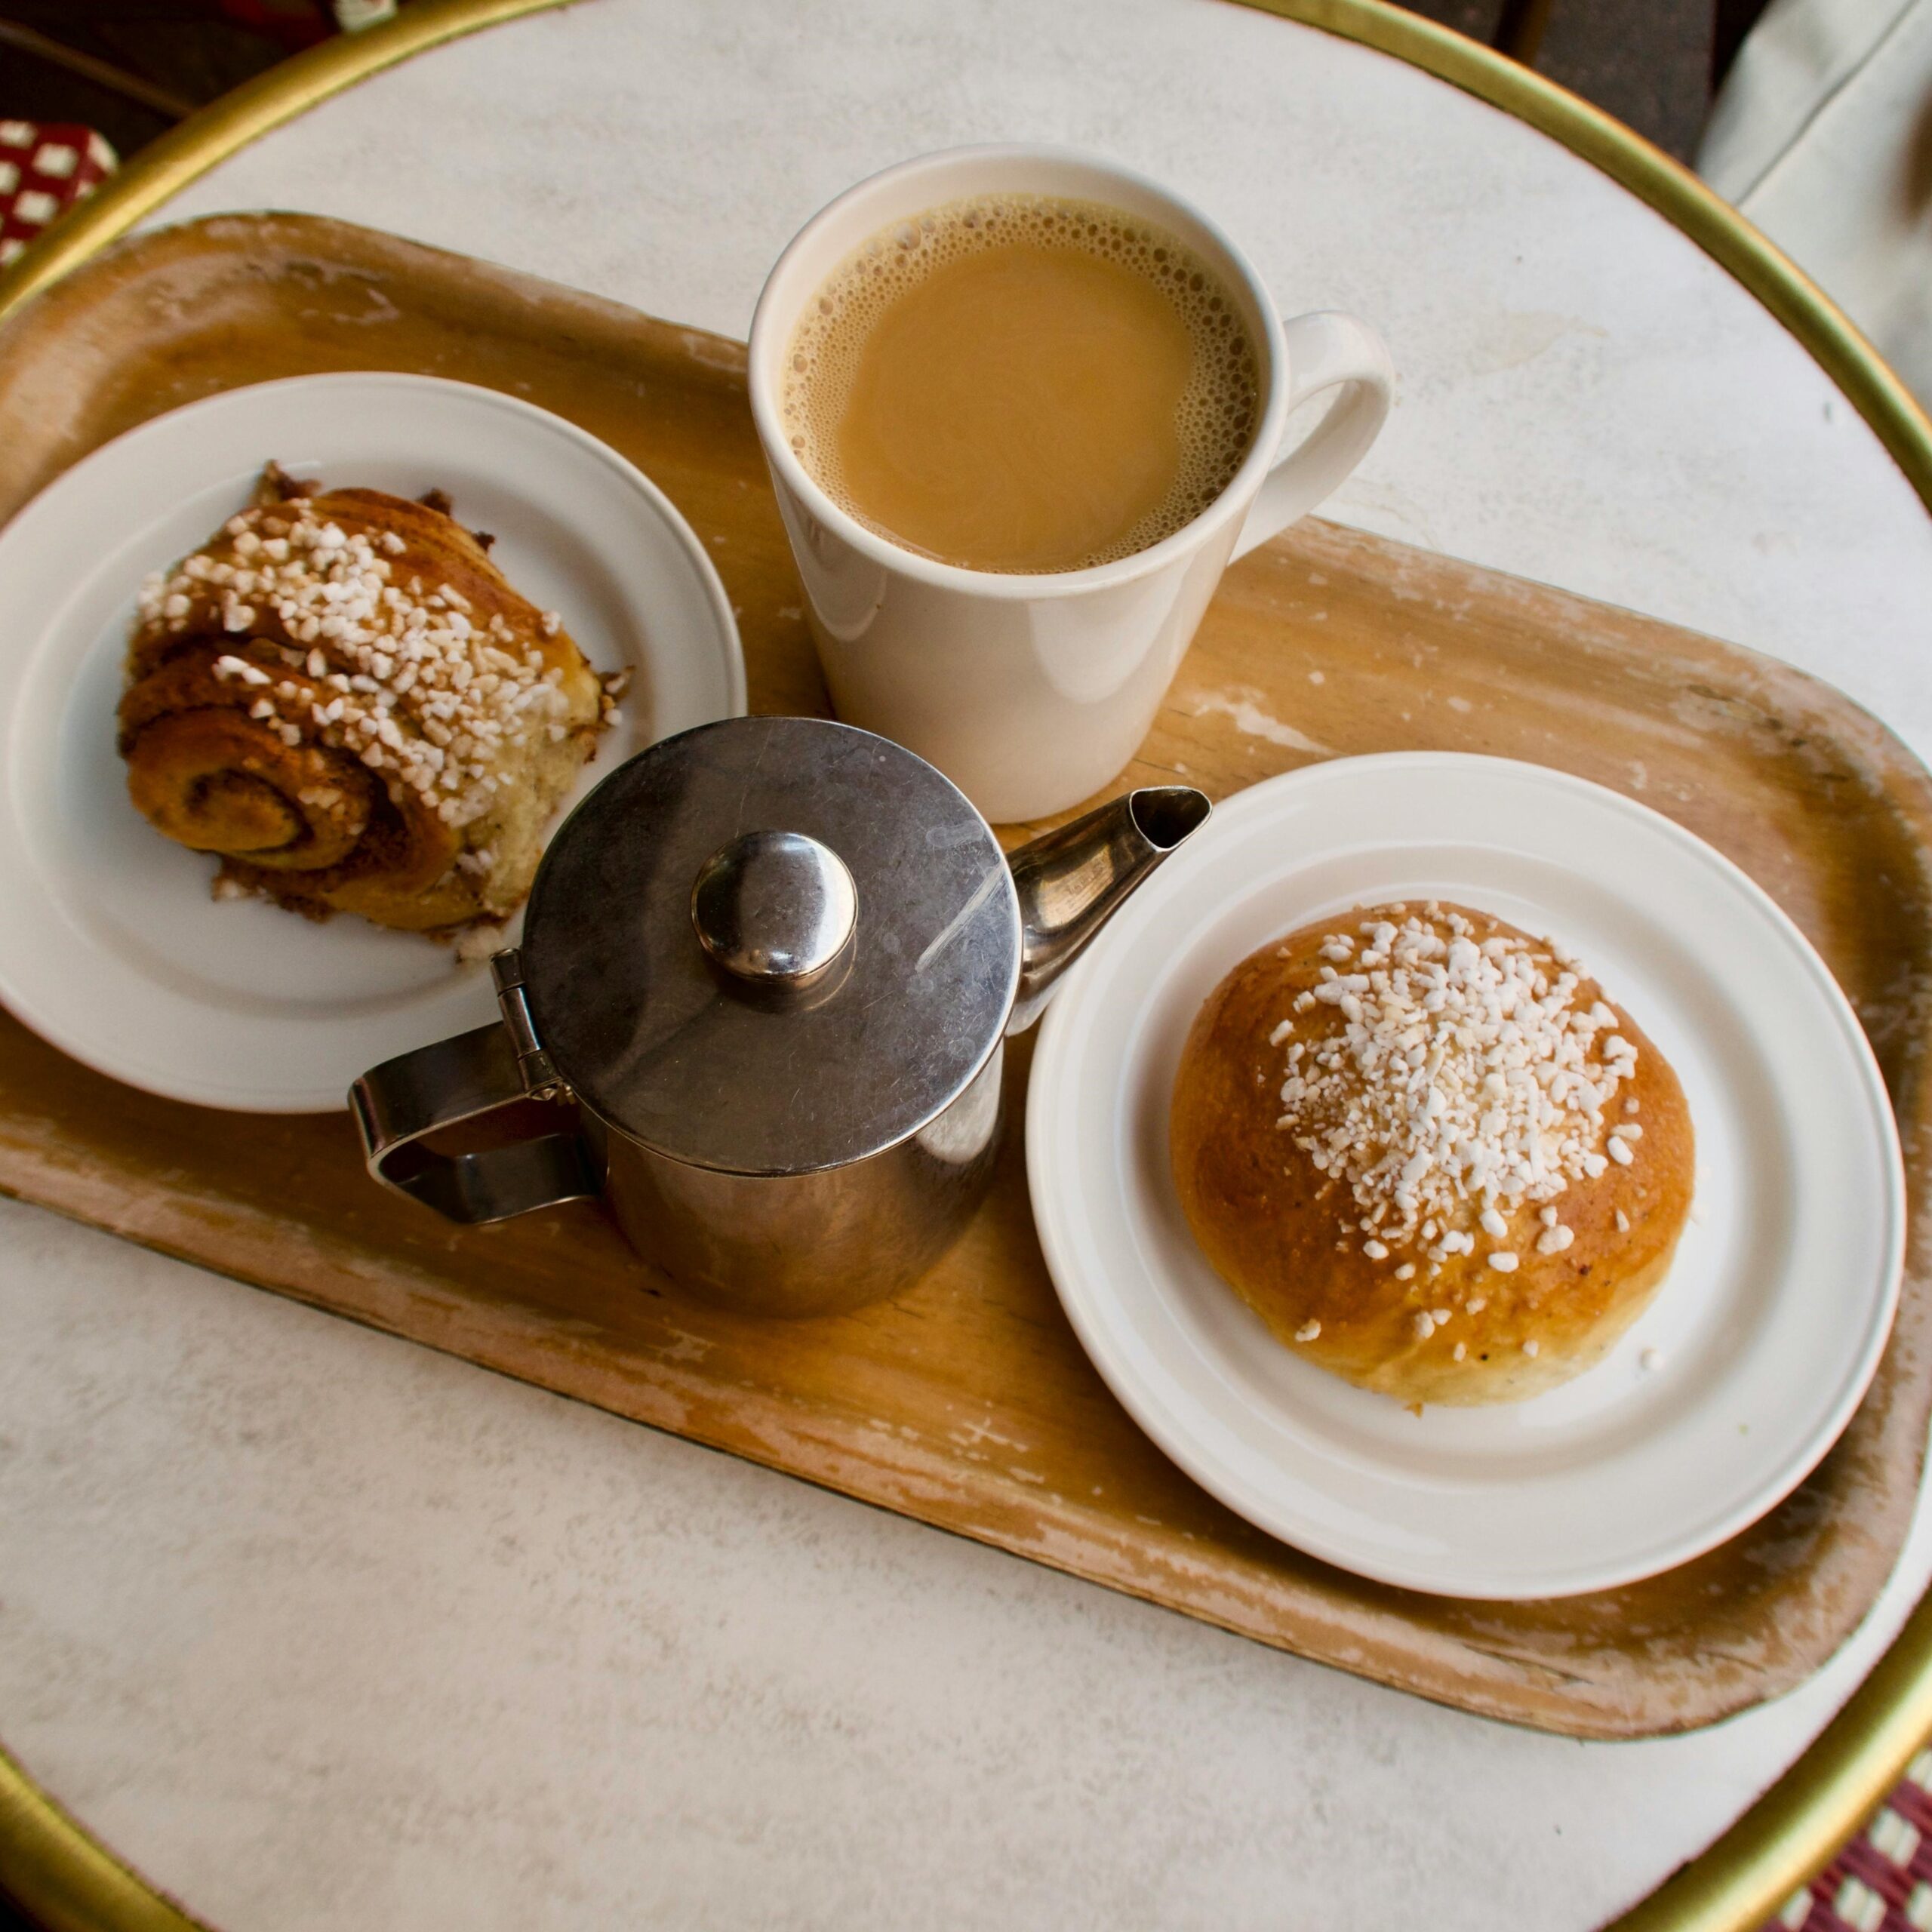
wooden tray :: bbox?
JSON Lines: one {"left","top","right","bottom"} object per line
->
{"left": 2, "top": 212, "right": 1928, "bottom": 1741}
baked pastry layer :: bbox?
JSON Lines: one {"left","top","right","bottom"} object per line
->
{"left": 119, "top": 465, "right": 608, "bottom": 934}
{"left": 1171, "top": 901, "right": 1694, "bottom": 1405}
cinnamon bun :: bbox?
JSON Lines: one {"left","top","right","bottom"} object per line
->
{"left": 118, "top": 464, "right": 609, "bottom": 934}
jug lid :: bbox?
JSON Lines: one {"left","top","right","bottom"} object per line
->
{"left": 518, "top": 715, "right": 1020, "bottom": 1174}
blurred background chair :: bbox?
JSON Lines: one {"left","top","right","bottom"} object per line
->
{"left": 1701, "top": 0, "right": 1932, "bottom": 409}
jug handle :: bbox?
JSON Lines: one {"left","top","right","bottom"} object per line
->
{"left": 349, "top": 950, "right": 597, "bottom": 1225}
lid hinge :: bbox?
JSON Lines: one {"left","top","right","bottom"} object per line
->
{"left": 490, "top": 948, "right": 567, "bottom": 1101}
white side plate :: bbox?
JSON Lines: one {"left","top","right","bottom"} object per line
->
{"left": 1027, "top": 753, "right": 1905, "bottom": 1598}
{"left": 0, "top": 373, "right": 745, "bottom": 1112}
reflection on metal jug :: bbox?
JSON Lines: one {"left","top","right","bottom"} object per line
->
{"left": 352, "top": 716, "right": 1209, "bottom": 1317}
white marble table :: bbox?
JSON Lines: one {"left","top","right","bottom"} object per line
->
{"left": 6, "top": 2, "right": 1932, "bottom": 1927}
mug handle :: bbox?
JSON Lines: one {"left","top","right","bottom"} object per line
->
{"left": 349, "top": 950, "right": 597, "bottom": 1225}
{"left": 1230, "top": 309, "right": 1395, "bottom": 562}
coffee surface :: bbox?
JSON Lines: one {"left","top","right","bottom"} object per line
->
{"left": 782, "top": 195, "right": 1260, "bottom": 574}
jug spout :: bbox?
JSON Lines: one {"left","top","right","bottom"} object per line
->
{"left": 1006, "top": 786, "right": 1211, "bottom": 1034}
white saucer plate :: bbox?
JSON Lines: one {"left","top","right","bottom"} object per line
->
{"left": 0, "top": 373, "right": 745, "bottom": 1112}
{"left": 1027, "top": 753, "right": 1905, "bottom": 1598}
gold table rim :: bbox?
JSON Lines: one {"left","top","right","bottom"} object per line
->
{"left": 3, "top": 2, "right": 1931, "bottom": 1928}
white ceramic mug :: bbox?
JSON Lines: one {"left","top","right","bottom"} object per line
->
{"left": 748, "top": 144, "right": 1394, "bottom": 822}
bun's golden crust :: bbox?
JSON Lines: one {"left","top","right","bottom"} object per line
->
{"left": 1171, "top": 903, "right": 1694, "bottom": 1405}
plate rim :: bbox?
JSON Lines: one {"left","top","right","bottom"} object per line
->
{"left": 1026, "top": 749, "right": 1907, "bottom": 1599}
{"left": 0, "top": 369, "right": 746, "bottom": 1112}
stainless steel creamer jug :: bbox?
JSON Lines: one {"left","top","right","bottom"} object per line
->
{"left": 352, "top": 715, "right": 1208, "bottom": 1316}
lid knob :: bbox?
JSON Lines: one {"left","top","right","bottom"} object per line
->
{"left": 691, "top": 829, "right": 858, "bottom": 992}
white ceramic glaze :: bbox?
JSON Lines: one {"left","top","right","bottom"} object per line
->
{"left": 0, "top": 373, "right": 745, "bottom": 1112}
{"left": 1029, "top": 753, "right": 1905, "bottom": 1598}
{"left": 746, "top": 143, "right": 1394, "bottom": 821}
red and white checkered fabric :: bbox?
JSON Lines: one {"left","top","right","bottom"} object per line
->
{"left": 1767, "top": 1749, "right": 1932, "bottom": 1931}
{"left": 0, "top": 121, "right": 117, "bottom": 269}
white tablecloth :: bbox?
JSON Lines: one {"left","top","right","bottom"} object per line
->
{"left": 5, "top": 2, "right": 1932, "bottom": 1927}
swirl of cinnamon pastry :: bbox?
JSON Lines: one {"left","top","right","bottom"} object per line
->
{"left": 119, "top": 465, "right": 608, "bottom": 934}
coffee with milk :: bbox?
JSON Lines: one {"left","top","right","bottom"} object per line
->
{"left": 780, "top": 193, "right": 1262, "bottom": 575}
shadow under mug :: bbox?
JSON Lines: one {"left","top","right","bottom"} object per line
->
{"left": 747, "top": 143, "right": 1395, "bottom": 823}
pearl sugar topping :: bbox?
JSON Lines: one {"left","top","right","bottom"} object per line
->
{"left": 137, "top": 505, "right": 577, "bottom": 832}
{"left": 1275, "top": 908, "right": 1638, "bottom": 1267}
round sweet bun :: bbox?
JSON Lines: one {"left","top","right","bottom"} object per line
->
{"left": 1170, "top": 902, "right": 1694, "bottom": 1406}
